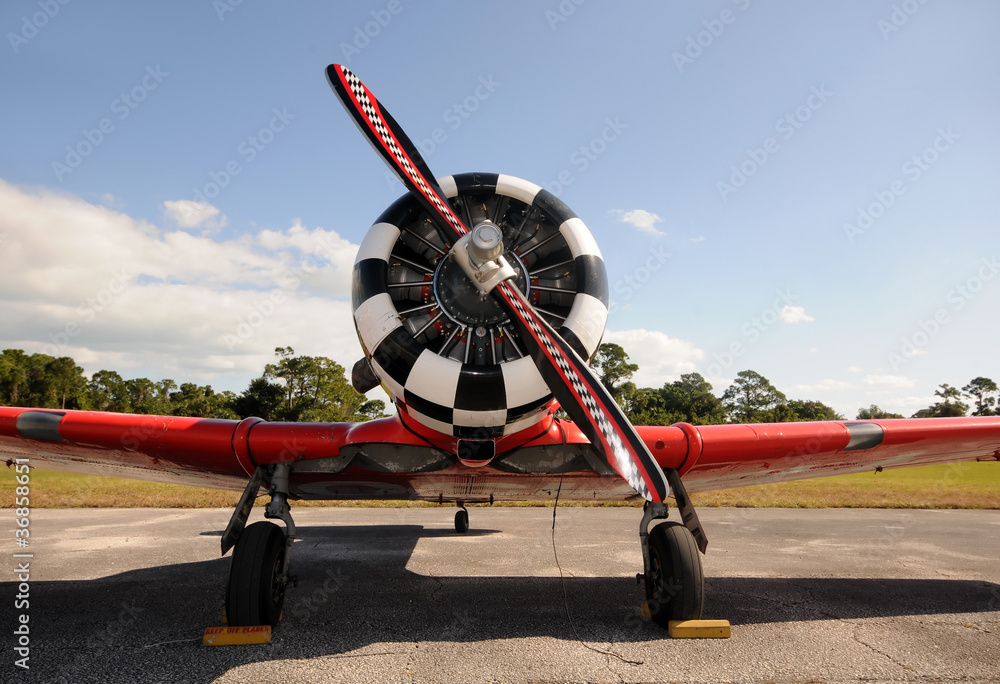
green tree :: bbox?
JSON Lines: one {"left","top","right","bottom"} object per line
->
{"left": 262, "top": 347, "right": 370, "bottom": 422}
{"left": 660, "top": 373, "right": 726, "bottom": 425}
{"left": 619, "top": 383, "right": 679, "bottom": 426}
{"left": 721, "top": 370, "right": 787, "bottom": 423}
{"left": 358, "top": 399, "right": 387, "bottom": 420}
{"left": 169, "top": 383, "right": 239, "bottom": 419}
{"left": 232, "top": 376, "right": 285, "bottom": 420}
{"left": 0, "top": 349, "right": 31, "bottom": 405}
{"left": 856, "top": 404, "right": 904, "bottom": 420}
{"left": 962, "top": 377, "right": 997, "bottom": 416}
{"left": 787, "top": 399, "right": 844, "bottom": 421}
{"left": 47, "top": 356, "right": 88, "bottom": 409}
{"left": 591, "top": 343, "right": 638, "bottom": 404}
{"left": 87, "top": 370, "right": 130, "bottom": 412}
{"left": 126, "top": 377, "right": 166, "bottom": 414}
{"left": 928, "top": 383, "right": 969, "bottom": 417}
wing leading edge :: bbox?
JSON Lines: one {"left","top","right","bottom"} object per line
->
{"left": 2, "top": 407, "right": 998, "bottom": 496}
{"left": 638, "top": 417, "right": 1000, "bottom": 493}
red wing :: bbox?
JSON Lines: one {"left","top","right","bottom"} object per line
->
{"left": 4, "top": 407, "right": 999, "bottom": 497}
{"left": 0, "top": 407, "right": 419, "bottom": 491}
{"left": 638, "top": 417, "right": 1000, "bottom": 492}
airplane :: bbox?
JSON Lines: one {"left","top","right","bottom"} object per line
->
{"left": 2, "top": 64, "right": 999, "bottom": 630}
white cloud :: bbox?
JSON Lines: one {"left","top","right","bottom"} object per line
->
{"left": 785, "top": 379, "right": 853, "bottom": 394}
{"left": 99, "top": 193, "right": 121, "bottom": 208}
{"left": 863, "top": 374, "right": 916, "bottom": 389}
{"left": 163, "top": 199, "right": 228, "bottom": 231}
{"left": 601, "top": 328, "right": 704, "bottom": 388}
{"left": 0, "top": 179, "right": 362, "bottom": 388}
{"left": 614, "top": 209, "right": 664, "bottom": 236}
{"left": 691, "top": 235, "right": 705, "bottom": 243}
{"left": 778, "top": 304, "right": 815, "bottom": 324}
{"left": 848, "top": 366, "right": 862, "bottom": 373}
{"left": 887, "top": 395, "right": 936, "bottom": 412}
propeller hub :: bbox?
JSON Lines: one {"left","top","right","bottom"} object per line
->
{"left": 451, "top": 221, "right": 518, "bottom": 296}
{"left": 469, "top": 221, "right": 504, "bottom": 263}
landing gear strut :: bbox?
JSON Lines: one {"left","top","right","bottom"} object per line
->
{"left": 223, "top": 463, "right": 296, "bottom": 627}
{"left": 637, "top": 471, "right": 706, "bottom": 627}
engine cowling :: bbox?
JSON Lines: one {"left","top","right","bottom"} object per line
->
{"left": 351, "top": 172, "right": 609, "bottom": 442}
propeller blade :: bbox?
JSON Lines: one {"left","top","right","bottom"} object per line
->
{"left": 326, "top": 64, "right": 466, "bottom": 247}
{"left": 325, "top": 64, "right": 670, "bottom": 502}
{"left": 494, "top": 280, "right": 669, "bottom": 501}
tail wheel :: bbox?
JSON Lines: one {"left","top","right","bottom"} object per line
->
{"left": 454, "top": 508, "right": 470, "bottom": 533}
{"left": 644, "top": 521, "right": 704, "bottom": 626}
{"left": 225, "top": 521, "right": 287, "bottom": 627}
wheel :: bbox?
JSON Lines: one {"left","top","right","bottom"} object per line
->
{"left": 644, "top": 522, "right": 704, "bottom": 626}
{"left": 454, "top": 508, "right": 469, "bottom": 533}
{"left": 225, "top": 521, "right": 287, "bottom": 627}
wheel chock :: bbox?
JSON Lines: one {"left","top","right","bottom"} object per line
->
{"left": 202, "top": 625, "right": 271, "bottom": 646}
{"left": 667, "top": 620, "right": 731, "bottom": 639}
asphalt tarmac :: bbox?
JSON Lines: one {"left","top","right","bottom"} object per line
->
{"left": 3, "top": 507, "right": 999, "bottom": 683}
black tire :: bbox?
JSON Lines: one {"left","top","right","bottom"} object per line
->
{"left": 454, "top": 508, "right": 469, "bottom": 533}
{"left": 225, "top": 521, "right": 287, "bottom": 627}
{"left": 644, "top": 521, "right": 704, "bottom": 626}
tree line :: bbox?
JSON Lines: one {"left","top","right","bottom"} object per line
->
{"left": 590, "top": 343, "right": 998, "bottom": 425}
{"left": 0, "top": 347, "right": 384, "bottom": 422}
{"left": 1, "top": 343, "right": 995, "bottom": 425}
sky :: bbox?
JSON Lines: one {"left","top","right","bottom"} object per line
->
{"left": 1, "top": 0, "right": 998, "bottom": 419}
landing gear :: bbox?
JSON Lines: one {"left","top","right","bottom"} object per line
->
{"left": 644, "top": 521, "right": 703, "bottom": 625}
{"left": 223, "top": 463, "right": 296, "bottom": 627}
{"left": 225, "top": 521, "right": 287, "bottom": 626}
{"left": 454, "top": 503, "right": 469, "bottom": 533}
{"left": 637, "top": 470, "right": 707, "bottom": 628}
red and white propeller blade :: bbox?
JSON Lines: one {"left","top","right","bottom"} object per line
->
{"left": 326, "top": 64, "right": 670, "bottom": 502}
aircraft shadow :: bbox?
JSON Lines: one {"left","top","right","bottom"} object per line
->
{"left": 8, "top": 523, "right": 999, "bottom": 683}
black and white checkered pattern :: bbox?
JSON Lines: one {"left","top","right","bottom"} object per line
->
{"left": 353, "top": 175, "right": 572, "bottom": 440}
{"left": 334, "top": 66, "right": 662, "bottom": 500}
{"left": 500, "top": 281, "right": 652, "bottom": 501}
{"left": 339, "top": 66, "right": 466, "bottom": 242}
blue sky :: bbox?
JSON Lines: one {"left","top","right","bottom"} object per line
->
{"left": 1, "top": 0, "right": 997, "bottom": 419}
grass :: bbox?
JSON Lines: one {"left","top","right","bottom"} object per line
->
{"left": 2, "top": 461, "right": 998, "bottom": 509}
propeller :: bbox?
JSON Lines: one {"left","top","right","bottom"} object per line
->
{"left": 326, "top": 64, "right": 670, "bottom": 502}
